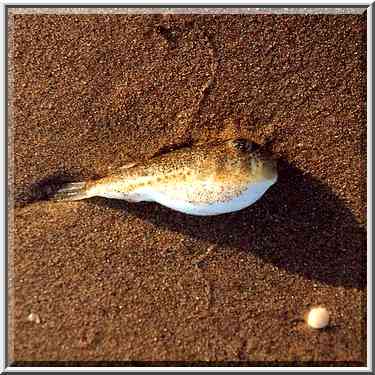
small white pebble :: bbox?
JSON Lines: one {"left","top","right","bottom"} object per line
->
{"left": 27, "top": 312, "right": 41, "bottom": 324}
{"left": 307, "top": 307, "right": 329, "bottom": 329}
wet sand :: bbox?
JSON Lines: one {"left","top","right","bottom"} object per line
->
{"left": 9, "top": 13, "right": 366, "bottom": 365}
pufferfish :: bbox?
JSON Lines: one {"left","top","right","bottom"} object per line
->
{"left": 52, "top": 139, "right": 278, "bottom": 216}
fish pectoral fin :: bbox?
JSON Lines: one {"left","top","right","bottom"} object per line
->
{"left": 119, "top": 162, "right": 138, "bottom": 170}
{"left": 108, "top": 162, "right": 138, "bottom": 174}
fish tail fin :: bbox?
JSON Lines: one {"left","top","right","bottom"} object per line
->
{"left": 51, "top": 181, "right": 92, "bottom": 202}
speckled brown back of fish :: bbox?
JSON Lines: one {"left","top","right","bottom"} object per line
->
{"left": 52, "top": 139, "right": 278, "bottom": 216}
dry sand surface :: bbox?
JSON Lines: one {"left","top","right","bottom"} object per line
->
{"left": 9, "top": 13, "right": 366, "bottom": 365}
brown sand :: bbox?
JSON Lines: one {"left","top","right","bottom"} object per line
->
{"left": 9, "top": 13, "right": 366, "bottom": 365}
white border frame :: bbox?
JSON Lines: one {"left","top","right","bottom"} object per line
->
{"left": 1, "top": 1, "right": 372, "bottom": 373}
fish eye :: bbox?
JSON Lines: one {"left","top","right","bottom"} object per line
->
{"left": 232, "top": 139, "right": 258, "bottom": 152}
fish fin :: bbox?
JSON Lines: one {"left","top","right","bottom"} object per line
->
{"left": 108, "top": 162, "right": 138, "bottom": 174}
{"left": 51, "top": 181, "right": 91, "bottom": 201}
{"left": 119, "top": 162, "right": 137, "bottom": 170}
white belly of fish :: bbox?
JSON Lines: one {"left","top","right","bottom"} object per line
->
{"left": 119, "top": 177, "right": 277, "bottom": 216}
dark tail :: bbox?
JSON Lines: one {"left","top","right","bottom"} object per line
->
{"left": 51, "top": 181, "right": 90, "bottom": 201}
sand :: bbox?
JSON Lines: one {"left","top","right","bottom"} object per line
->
{"left": 9, "top": 13, "right": 366, "bottom": 365}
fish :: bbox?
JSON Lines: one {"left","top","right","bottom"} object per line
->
{"left": 52, "top": 138, "right": 278, "bottom": 216}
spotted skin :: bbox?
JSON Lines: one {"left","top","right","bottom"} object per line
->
{"left": 53, "top": 139, "right": 278, "bottom": 216}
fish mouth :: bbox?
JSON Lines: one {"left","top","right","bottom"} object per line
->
{"left": 262, "top": 158, "right": 278, "bottom": 181}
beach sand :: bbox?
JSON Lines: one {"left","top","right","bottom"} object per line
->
{"left": 9, "top": 13, "right": 366, "bottom": 365}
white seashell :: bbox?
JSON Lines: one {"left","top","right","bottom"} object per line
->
{"left": 306, "top": 307, "right": 330, "bottom": 329}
